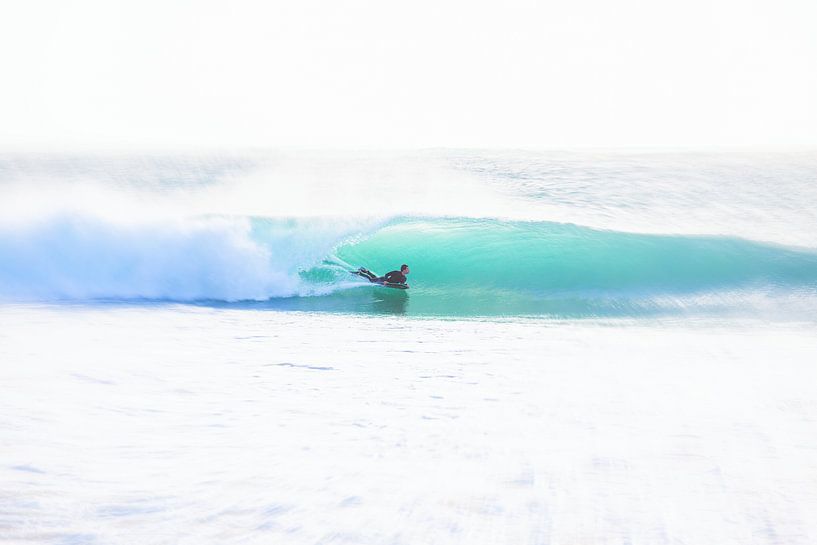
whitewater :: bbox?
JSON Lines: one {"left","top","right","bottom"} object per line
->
{"left": 2, "top": 150, "right": 817, "bottom": 545}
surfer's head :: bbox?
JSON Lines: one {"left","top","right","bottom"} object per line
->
{"left": 401, "top": 264, "right": 410, "bottom": 275}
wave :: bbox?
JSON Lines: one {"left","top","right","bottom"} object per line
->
{"left": 2, "top": 214, "right": 816, "bottom": 317}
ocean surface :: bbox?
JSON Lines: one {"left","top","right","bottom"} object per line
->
{"left": 1, "top": 150, "right": 816, "bottom": 544}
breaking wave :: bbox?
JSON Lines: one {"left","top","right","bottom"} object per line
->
{"left": 2, "top": 213, "right": 816, "bottom": 318}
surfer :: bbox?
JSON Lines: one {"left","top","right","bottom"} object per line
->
{"left": 355, "top": 264, "right": 410, "bottom": 285}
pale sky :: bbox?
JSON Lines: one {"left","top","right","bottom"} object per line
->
{"left": 2, "top": 0, "right": 816, "bottom": 150}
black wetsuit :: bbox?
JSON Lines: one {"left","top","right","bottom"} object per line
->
{"left": 357, "top": 268, "right": 407, "bottom": 284}
{"left": 382, "top": 270, "right": 407, "bottom": 284}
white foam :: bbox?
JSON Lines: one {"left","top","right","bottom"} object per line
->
{"left": 0, "top": 214, "right": 375, "bottom": 301}
{"left": 2, "top": 307, "right": 816, "bottom": 545}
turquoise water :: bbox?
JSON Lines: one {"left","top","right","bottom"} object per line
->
{"left": 324, "top": 217, "right": 817, "bottom": 316}
{"left": 1, "top": 150, "right": 816, "bottom": 318}
{"left": 240, "top": 214, "right": 817, "bottom": 317}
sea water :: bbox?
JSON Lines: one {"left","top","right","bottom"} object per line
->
{"left": 1, "top": 150, "right": 816, "bottom": 544}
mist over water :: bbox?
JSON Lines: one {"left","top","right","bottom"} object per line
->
{"left": 1, "top": 150, "right": 816, "bottom": 318}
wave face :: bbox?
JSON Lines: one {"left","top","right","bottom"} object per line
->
{"left": 323, "top": 218, "right": 817, "bottom": 317}
{"left": 2, "top": 150, "right": 817, "bottom": 318}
